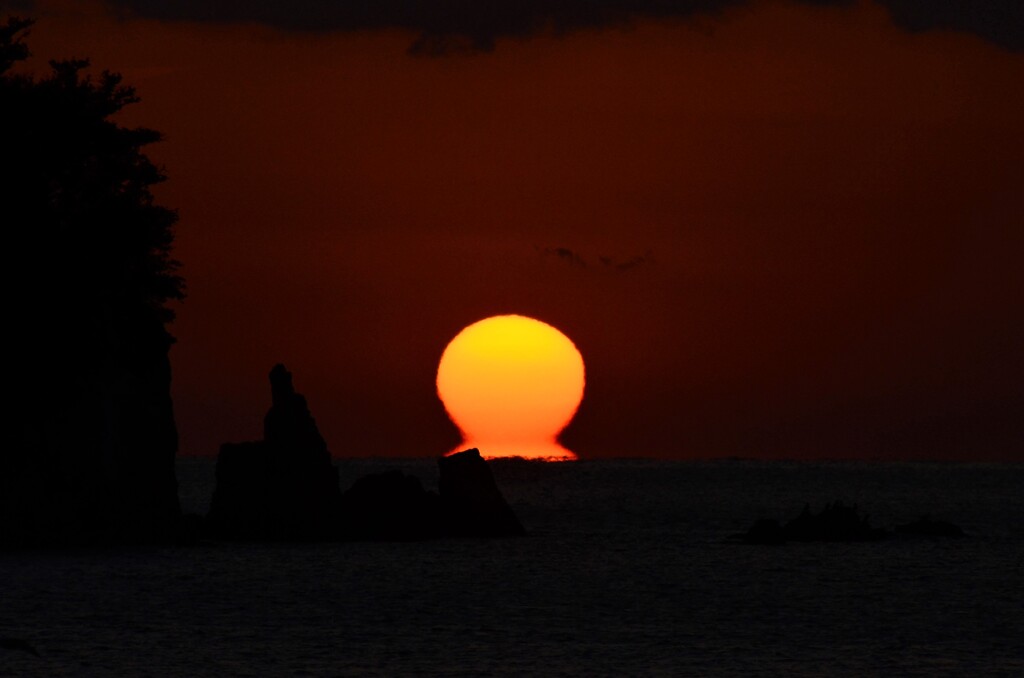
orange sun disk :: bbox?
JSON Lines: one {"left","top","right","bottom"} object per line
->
{"left": 436, "top": 315, "right": 585, "bottom": 460}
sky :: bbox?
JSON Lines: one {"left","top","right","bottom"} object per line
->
{"left": 7, "top": 0, "right": 1023, "bottom": 461}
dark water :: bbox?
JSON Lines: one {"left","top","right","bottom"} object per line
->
{"left": 3, "top": 459, "right": 1023, "bottom": 676}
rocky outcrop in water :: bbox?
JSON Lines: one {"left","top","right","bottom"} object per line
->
{"left": 438, "top": 448, "right": 526, "bottom": 538}
{"left": 338, "top": 449, "right": 526, "bottom": 540}
{"left": 740, "top": 502, "right": 965, "bottom": 544}
{"left": 0, "top": 637, "right": 40, "bottom": 657}
{"left": 742, "top": 502, "right": 887, "bottom": 544}
{"left": 784, "top": 502, "right": 888, "bottom": 542}
{"left": 206, "top": 368, "right": 524, "bottom": 542}
{"left": 207, "top": 365, "right": 340, "bottom": 540}
{"left": 339, "top": 470, "right": 442, "bottom": 540}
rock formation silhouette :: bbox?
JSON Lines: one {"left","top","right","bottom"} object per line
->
{"left": 207, "top": 366, "right": 525, "bottom": 541}
{"left": 208, "top": 365, "right": 341, "bottom": 540}
{"left": 784, "top": 502, "right": 888, "bottom": 542}
{"left": 339, "top": 470, "right": 442, "bottom": 540}
{"left": 742, "top": 502, "right": 888, "bottom": 544}
{"left": 0, "top": 637, "right": 40, "bottom": 657}
{"left": 740, "top": 502, "right": 965, "bottom": 544}
{"left": 1, "top": 19, "right": 182, "bottom": 546}
{"left": 438, "top": 449, "right": 526, "bottom": 537}
{"left": 337, "top": 448, "right": 525, "bottom": 540}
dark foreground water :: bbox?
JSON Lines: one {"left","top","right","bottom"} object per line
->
{"left": 3, "top": 459, "right": 1023, "bottom": 676}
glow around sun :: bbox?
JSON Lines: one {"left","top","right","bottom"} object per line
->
{"left": 436, "top": 315, "right": 585, "bottom": 460}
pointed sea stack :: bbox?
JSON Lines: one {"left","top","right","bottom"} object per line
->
{"left": 438, "top": 449, "right": 526, "bottom": 537}
{"left": 208, "top": 365, "right": 341, "bottom": 540}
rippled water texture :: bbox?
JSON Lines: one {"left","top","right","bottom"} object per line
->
{"left": 3, "top": 460, "right": 1023, "bottom": 676}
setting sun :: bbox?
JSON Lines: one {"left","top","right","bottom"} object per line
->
{"left": 437, "top": 315, "right": 585, "bottom": 460}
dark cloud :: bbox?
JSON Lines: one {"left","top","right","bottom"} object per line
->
{"left": 70, "top": 1, "right": 1023, "bottom": 53}
{"left": 540, "top": 246, "right": 587, "bottom": 268}
{"left": 882, "top": 0, "right": 1024, "bottom": 52}
{"left": 105, "top": 0, "right": 748, "bottom": 48}
{"left": 540, "top": 246, "right": 653, "bottom": 272}
{"left": 599, "top": 251, "right": 653, "bottom": 271}
{"left": 0, "top": 1, "right": 35, "bottom": 12}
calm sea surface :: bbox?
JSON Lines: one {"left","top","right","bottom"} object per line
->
{"left": 3, "top": 459, "right": 1023, "bottom": 676}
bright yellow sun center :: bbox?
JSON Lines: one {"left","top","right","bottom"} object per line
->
{"left": 437, "top": 314, "right": 584, "bottom": 460}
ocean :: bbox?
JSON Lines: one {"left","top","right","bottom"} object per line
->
{"left": 3, "top": 458, "right": 1023, "bottom": 676}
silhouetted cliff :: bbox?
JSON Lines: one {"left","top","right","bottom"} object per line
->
{"left": 1, "top": 19, "right": 182, "bottom": 545}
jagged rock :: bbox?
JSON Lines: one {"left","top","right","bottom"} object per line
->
{"left": 439, "top": 448, "right": 526, "bottom": 537}
{"left": 207, "top": 365, "right": 340, "bottom": 540}
{"left": 895, "top": 517, "right": 965, "bottom": 538}
{"left": 339, "top": 470, "right": 442, "bottom": 540}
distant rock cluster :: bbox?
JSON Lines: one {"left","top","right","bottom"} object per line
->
{"left": 205, "top": 364, "right": 525, "bottom": 542}
{"left": 740, "top": 502, "right": 964, "bottom": 544}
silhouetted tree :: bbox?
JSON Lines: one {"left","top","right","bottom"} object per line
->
{"left": 1, "top": 17, "right": 183, "bottom": 544}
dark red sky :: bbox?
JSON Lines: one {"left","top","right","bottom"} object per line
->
{"left": 13, "top": 0, "right": 1024, "bottom": 460}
